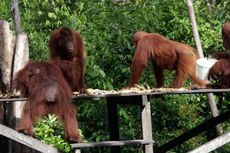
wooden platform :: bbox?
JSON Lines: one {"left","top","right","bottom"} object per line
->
{"left": 71, "top": 139, "right": 154, "bottom": 148}
{"left": 0, "top": 88, "right": 230, "bottom": 153}
{"left": 0, "top": 124, "right": 58, "bottom": 153}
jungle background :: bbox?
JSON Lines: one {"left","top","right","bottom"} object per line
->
{"left": 1, "top": 0, "right": 230, "bottom": 152}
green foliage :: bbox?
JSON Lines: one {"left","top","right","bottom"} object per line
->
{"left": 34, "top": 114, "right": 71, "bottom": 153}
{"left": 1, "top": 0, "right": 230, "bottom": 152}
{"left": 16, "top": 0, "right": 228, "bottom": 90}
{"left": 0, "top": 1, "right": 11, "bottom": 20}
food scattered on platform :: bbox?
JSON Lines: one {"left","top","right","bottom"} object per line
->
{"left": 73, "top": 85, "right": 188, "bottom": 96}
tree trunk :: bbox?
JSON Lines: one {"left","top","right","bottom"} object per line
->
{"left": 8, "top": 0, "right": 32, "bottom": 152}
{"left": 0, "top": 20, "right": 15, "bottom": 94}
{"left": 0, "top": 19, "right": 16, "bottom": 153}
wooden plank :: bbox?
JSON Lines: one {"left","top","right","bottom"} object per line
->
{"left": 141, "top": 95, "right": 154, "bottom": 153}
{"left": 75, "top": 149, "right": 81, "bottom": 153}
{"left": 107, "top": 97, "right": 121, "bottom": 153}
{"left": 207, "top": 93, "right": 223, "bottom": 135}
{"left": 1, "top": 88, "right": 230, "bottom": 102}
{"left": 71, "top": 139, "right": 154, "bottom": 148}
{"left": 0, "top": 124, "right": 58, "bottom": 153}
{"left": 188, "top": 131, "right": 230, "bottom": 153}
{"left": 0, "top": 20, "right": 15, "bottom": 93}
{"left": 154, "top": 110, "right": 230, "bottom": 153}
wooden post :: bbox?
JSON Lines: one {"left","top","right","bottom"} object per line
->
{"left": 0, "top": 124, "right": 58, "bottom": 153}
{"left": 107, "top": 96, "right": 154, "bottom": 153}
{"left": 186, "top": 0, "right": 204, "bottom": 57}
{"left": 186, "top": 0, "right": 223, "bottom": 136}
{"left": 141, "top": 95, "right": 153, "bottom": 153}
{"left": 188, "top": 131, "right": 230, "bottom": 153}
{"left": 0, "top": 20, "right": 16, "bottom": 153}
{"left": 107, "top": 98, "right": 121, "bottom": 153}
{"left": 11, "top": 0, "right": 22, "bottom": 35}
{"left": 0, "top": 20, "right": 15, "bottom": 94}
{"left": 8, "top": 0, "right": 29, "bottom": 152}
{"left": 9, "top": 0, "right": 29, "bottom": 129}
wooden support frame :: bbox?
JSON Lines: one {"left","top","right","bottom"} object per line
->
{"left": 106, "top": 95, "right": 154, "bottom": 153}
{"left": 188, "top": 131, "right": 230, "bottom": 153}
{"left": 107, "top": 99, "right": 121, "bottom": 153}
{"left": 1, "top": 89, "right": 230, "bottom": 152}
{"left": 155, "top": 110, "right": 230, "bottom": 153}
{"left": 141, "top": 95, "right": 153, "bottom": 153}
{"left": 0, "top": 124, "right": 58, "bottom": 153}
{"left": 71, "top": 139, "right": 154, "bottom": 148}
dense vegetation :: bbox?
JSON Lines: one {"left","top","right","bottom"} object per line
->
{"left": 1, "top": 0, "right": 230, "bottom": 152}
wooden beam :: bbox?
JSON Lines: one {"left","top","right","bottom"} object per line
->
{"left": 0, "top": 124, "right": 58, "bottom": 153}
{"left": 107, "top": 97, "right": 121, "bottom": 153}
{"left": 141, "top": 95, "right": 154, "bottom": 153}
{"left": 188, "top": 131, "right": 230, "bottom": 153}
{"left": 71, "top": 139, "right": 154, "bottom": 148}
{"left": 1, "top": 88, "right": 230, "bottom": 102}
{"left": 186, "top": 0, "right": 223, "bottom": 136}
{"left": 155, "top": 110, "right": 230, "bottom": 153}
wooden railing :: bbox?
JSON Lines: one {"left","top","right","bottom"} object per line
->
{"left": 0, "top": 88, "right": 230, "bottom": 153}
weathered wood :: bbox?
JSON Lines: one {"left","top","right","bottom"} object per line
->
{"left": 75, "top": 149, "right": 81, "bottom": 153}
{"left": 10, "top": 2, "right": 29, "bottom": 152}
{"left": 207, "top": 93, "right": 223, "bottom": 135}
{"left": 71, "top": 139, "right": 154, "bottom": 148}
{"left": 107, "top": 97, "right": 121, "bottom": 153}
{"left": 0, "top": 123, "right": 58, "bottom": 153}
{"left": 10, "top": 33, "right": 29, "bottom": 120}
{"left": 0, "top": 90, "right": 229, "bottom": 152}
{"left": 106, "top": 95, "right": 154, "bottom": 153}
{"left": 0, "top": 20, "right": 16, "bottom": 153}
{"left": 10, "top": 0, "right": 28, "bottom": 124}
{"left": 0, "top": 20, "right": 15, "bottom": 94}
{"left": 186, "top": 0, "right": 223, "bottom": 136}
{"left": 186, "top": 0, "right": 204, "bottom": 57}
{"left": 1, "top": 88, "right": 230, "bottom": 102}
{"left": 154, "top": 109, "right": 230, "bottom": 153}
{"left": 188, "top": 131, "right": 230, "bottom": 153}
{"left": 7, "top": 33, "right": 29, "bottom": 153}
{"left": 141, "top": 95, "right": 153, "bottom": 153}
{"left": 11, "top": 0, "right": 22, "bottom": 35}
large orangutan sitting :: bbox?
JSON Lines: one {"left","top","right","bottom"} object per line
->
{"left": 48, "top": 27, "right": 86, "bottom": 93}
{"left": 128, "top": 31, "right": 207, "bottom": 88}
{"left": 13, "top": 61, "right": 81, "bottom": 142}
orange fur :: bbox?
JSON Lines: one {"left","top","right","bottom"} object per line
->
{"left": 208, "top": 58, "right": 230, "bottom": 88}
{"left": 13, "top": 61, "right": 81, "bottom": 142}
{"left": 222, "top": 22, "right": 230, "bottom": 51}
{"left": 128, "top": 31, "right": 206, "bottom": 88}
{"left": 48, "top": 27, "right": 86, "bottom": 93}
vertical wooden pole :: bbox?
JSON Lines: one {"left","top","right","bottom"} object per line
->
{"left": 141, "top": 95, "right": 153, "bottom": 153}
{"left": 186, "top": 0, "right": 204, "bottom": 57}
{"left": 10, "top": 0, "right": 30, "bottom": 152}
{"left": 10, "top": 0, "right": 29, "bottom": 126}
{"left": 186, "top": 0, "right": 223, "bottom": 136}
{"left": 107, "top": 97, "right": 121, "bottom": 153}
{"left": 0, "top": 20, "right": 15, "bottom": 94}
{"left": 0, "top": 20, "right": 15, "bottom": 153}
{"left": 11, "top": 0, "right": 22, "bottom": 35}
